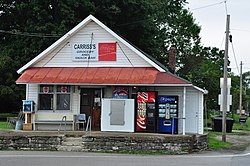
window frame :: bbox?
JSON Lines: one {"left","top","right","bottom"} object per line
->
{"left": 38, "top": 85, "right": 72, "bottom": 112}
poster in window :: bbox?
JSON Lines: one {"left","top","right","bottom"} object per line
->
{"left": 98, "top": 43, "right": 116, "bottom": 61}
{"left": 43, "top": 87, "right": 50, "bottom": 93}
{"left": 60, "top": 86, "right": 68, "bottom": 93}
{"left": 112, "top": 87, "right": 128, "bottom": 99}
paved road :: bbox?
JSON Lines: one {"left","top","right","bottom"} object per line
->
{"left": 0, "top": 151, "right": 250, "bottom": 166}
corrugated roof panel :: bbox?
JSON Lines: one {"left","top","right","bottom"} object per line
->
{"left": 56, "top": 68, "right": 74, "bottom": 83}
{"left": 129, "top": 68, "right": 147, "bottom": 84}
{"left": 155, "top": 72, "right": 188, "bottom": 84}
{"left": 93, "top": 68, "right": 110, "bottom": 84}
{"left": 42, "top": 68, "right": 63, "bottom": 83}
{"left": 16, "top": 67, "right": 190, "bottom": 85}
{"left": 77, "top": 68, "right": 88, "bottom": 83}
{"left": 104, "top": 68, "right": 122, "bottom": 84}
{"left": 29, "top": 68, "right": 50, "bottom": 83}
{"left": 67, "top": 68, "right": 86, "bottom": 83}
{"left": 142, "top": 68, "right": 158, "bottom": 84}
{"left": 84, "top": 68, "right": 98, "bottom": 83}
{"left": 16, "top": 68, "right": 39, "bottom": 83}
{"left": 116, "top": 68, "right": 134, "bottom": 84}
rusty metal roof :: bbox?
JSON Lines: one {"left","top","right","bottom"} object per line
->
{"left": 16, "top": 67, "right": 190, "bottom": 85}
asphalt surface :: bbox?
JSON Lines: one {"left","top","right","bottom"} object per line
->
{"left": 0, "top": 130, "right": 250, "bottom": 166}
{"left": 0, "top": 150, "right": 250, "bottom": 166}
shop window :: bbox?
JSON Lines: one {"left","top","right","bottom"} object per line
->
{"left": 39, "top": 85, "right": 54, "bottom": 110}
{"left": 38, "top": 85, "right": 71, "bottom": 111}
{"left": 56, "top": 86, "right": 71, "bottom": 110}
{"left": 39, "top": 94, "right": 53, "bottom": 110}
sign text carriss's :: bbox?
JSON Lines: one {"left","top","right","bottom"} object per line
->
{"left": 72, "top": 42, "right": 116, "bottom": 61}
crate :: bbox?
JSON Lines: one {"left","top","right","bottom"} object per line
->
{"left": 23, "top": 123, "right": 32, "bottom": 131}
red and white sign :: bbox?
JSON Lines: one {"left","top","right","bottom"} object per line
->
{"left": 98, "top": 42, "right": 116, "bottom": 61}
{"left": 42, "top": 87, "right": 50, "bottom": 93}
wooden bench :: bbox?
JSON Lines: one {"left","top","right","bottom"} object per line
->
{"left": 33, "top": 120, "right": 74, "bottom": 131}
{"left": 34, "top": 120, "right": 73, "bottom": 124}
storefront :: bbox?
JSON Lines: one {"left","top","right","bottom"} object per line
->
{"left": 16, "top": 15, "right": 206, "bottom": 134}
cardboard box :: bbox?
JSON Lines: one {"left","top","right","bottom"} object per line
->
{"left": 23, "top": 123, "right": 32, "bottom": 131}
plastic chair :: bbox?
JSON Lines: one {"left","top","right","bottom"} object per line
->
{"left": 75, "top": 114, "right": 86, "bottom": 131}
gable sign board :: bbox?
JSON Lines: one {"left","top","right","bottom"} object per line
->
{"left": 72, "top": 42, "right": 116, "bottom": 61}
{"left": 72, "top": 43, "right": 98, "bottom": 61}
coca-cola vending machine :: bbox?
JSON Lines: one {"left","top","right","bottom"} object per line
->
{"left": 136, "top": 92, "right": 156, "bottom": 132}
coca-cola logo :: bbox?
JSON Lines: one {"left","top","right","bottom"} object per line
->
{"left": 137, "top": 115, "right": 146, "bottom": 129}
{"left": 137, "top": 92, "right": 148, "bottom": 103}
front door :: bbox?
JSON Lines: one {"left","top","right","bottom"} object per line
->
{"left": 80, "top": 88, "right": 101, "bottom": 130}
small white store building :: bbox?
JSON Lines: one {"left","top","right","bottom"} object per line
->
{"left": 16, "top": 15, "right": 206, "bottom": 134}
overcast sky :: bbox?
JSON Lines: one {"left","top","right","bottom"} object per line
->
{"left": 186, "top": 0, "right": 250, "bottom": 75}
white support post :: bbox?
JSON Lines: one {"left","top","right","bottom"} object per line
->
{"left": 183, "top": 86, "right": 186, "bottom": 135}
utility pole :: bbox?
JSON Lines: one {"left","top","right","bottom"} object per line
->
{"left": 222, "top": 15, "right": 230, "bottom": 142}
{"left": 239, "top": 61, "right": 243, "bottom": 117}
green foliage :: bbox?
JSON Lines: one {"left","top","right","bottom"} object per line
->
{"left": 0, "top": 0, "right": 202, "bottom": 112}
{"left": 0, "top": 121, "right": 12, "bottom": 130}
{"left": 184, "top": 47, "right": 224, "bottom": 110}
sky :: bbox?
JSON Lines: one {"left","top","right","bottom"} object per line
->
{"left": 186, "top": 0, "right": 250, "bottom": 75}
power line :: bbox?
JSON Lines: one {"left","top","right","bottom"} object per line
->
{"left": 190, "top": 0, "right": 226, "bottom": 11}
{"left": 229, "top": 34, "right": 240, "bottom": 74}
{"left": 231, "top": 28, "right": 250, "bottom": 33}
{"left": 220, "top": 34, "right": 225, "bottom": 50}
{"left": 0, "top": 29, "right": 61, "bottom": 38}
{"left": 224, "top": 0, "right": 228, "bottom": 15}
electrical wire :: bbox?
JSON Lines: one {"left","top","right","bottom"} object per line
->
{"left": 0, "top": 29, "right": 60, "bottom": 38}
{"left": 224, "top": 0, "right": 228, "bottom": 15}
{"left": 231, "top": 28, "right": 250, "bottom": 33}
{"left": 229, "top": 35, "right": 240, "bottom": 74}
{"left": 220, "top": 34, "right": 225, "bottom": 50}
{"left": 190, "top": 0, "right": 226, "bottom": 11}
{"left": 117, "top": 42, "right": 134, "bottom": 67}
{"left": 87, "top": 33, "right": 94, "bottom": 68}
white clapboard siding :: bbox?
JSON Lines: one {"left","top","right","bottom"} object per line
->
{"left": 33, "top": 21, "right": 152, "bottom": 68}
{"left": 26, "top": 84, "right": 38, "bottom": 111}
{"left": 186, "top": 87, "right": 204, "bottom": 134}
{"left": 156, "top": 86, "right": 204, "bottom": 134}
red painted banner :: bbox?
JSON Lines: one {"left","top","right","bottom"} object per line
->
{"left": 98, "top": 43, "right": 116, "bottom": 61}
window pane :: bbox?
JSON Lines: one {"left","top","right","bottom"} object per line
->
{"left": 57, "top": 94, "right": 70, "bottom": 110}
{"left": 39, "top": 94, "right": 53, "bottom": 110}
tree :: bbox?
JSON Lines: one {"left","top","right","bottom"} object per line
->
{"left": 0, "top": 0, "right": 201, "bottom": 112}
{"left": 185, "top": 47, "right": 224, "bottom": 110}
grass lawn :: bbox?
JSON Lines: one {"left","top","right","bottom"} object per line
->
{"left": 0, "top": 121, "right": 13, "bottom": 130}
{"left": 208, "top": 132, "right": 232, "bottom": 149}
{"left": 233, "top": 116, "right": 250, "bottom": 131}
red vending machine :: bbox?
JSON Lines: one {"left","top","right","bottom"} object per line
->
{"left": 136, "top": 92, "right": 156, "bottom": 132}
